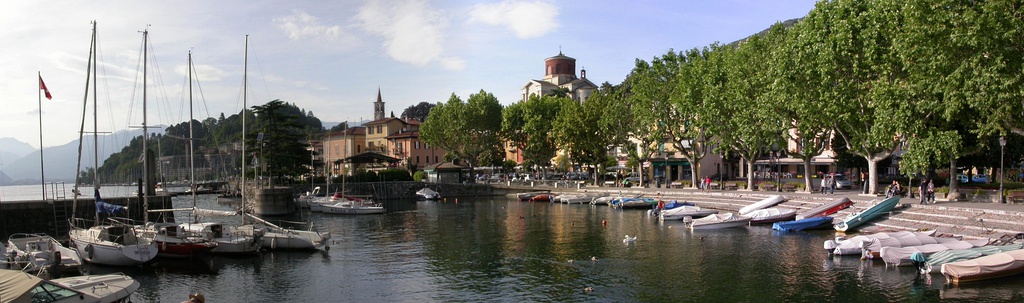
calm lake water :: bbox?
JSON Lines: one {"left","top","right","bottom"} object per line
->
{"left": 10, "top": 190, "right": 1024, "bottom": 302}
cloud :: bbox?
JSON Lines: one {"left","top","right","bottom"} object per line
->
{"left": 173, "top": 63, "right": 228, "bottom": 82}
{"left": 274, "top": 10, "right": 342, "bottom": 41}
{"left": 468, "top": 0, "right": 559, "bottom": 39}
{"left": 355, "top": 0, "right": 463, "bottom": 70}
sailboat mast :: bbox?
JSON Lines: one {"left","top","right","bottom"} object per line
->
{"left": 188, "top": 50, "right": 197, "bottom": 221}
{"left": 74, "top": 21, "right": 97, "bottom": 222}
{"left": 142, "top": 29, "right": 149, "bottom": 223}
{"left": 241, "top": 35, "right": 248, "bottom": 224}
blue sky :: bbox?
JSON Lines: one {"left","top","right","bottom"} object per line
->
{"left": 2, "top": 0, "right": 818, "bottom": 148}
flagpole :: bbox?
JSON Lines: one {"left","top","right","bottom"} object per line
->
{"left": 38, "top": 71, "right": 46, "bottom": 201}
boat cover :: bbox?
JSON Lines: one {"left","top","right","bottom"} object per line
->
{"left": 941, "top": 249, "right": 1024, "bottom": 283}
{"left": 663, "top": 201, "right": 695, "bottom": 210}
{"left": 738, "top": 195, "right": 787, "bottom": 215}
{"left": 194, "top": 207, "right": 239, "bottom": 217}
{"left": 913, "top": 244, "right": 1024, "bottom": 273}
{"left": 745, "top": 208, "right": 797, "bottom": 223}
{"left": 879, "top": 239, "right": 991, "bottom": 266}
{"left": 659, "top": 206, "right": 718, "bottom": 220}
{"left": 772, "top": 216, "right": 833, "bottom": 232}
{"left": 0, "top": 269, "right": 39, "bottom": 303}
{"left": 824, "top": 231, "right": 937, "bottom": 255}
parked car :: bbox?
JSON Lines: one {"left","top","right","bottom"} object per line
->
{"left": 957, "top": 174, "right": 969, "bottom": 183}
{"left": 625, "top": 172, "right": 642, "bottom": 183}
{"left": 972, "top": 174, "right": 988, "bottom": 183}
{"left": 834, "top": 174, "right": 852, "bottom": 189}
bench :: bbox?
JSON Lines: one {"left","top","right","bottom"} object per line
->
{"left": 1009, "top": 191, "right": 1024, "bottom": 204}
{"left": 603, "top": 181, "right": 616, "bottom": 187}
{"left": 670, "top": 181, "right": 684, "bottom": 188}
{"left": 709, "top": 182, "right": 719, "bottom": 190}
{"left": 782, "top": 184, "right": 797, "bottom": 192}
{"left": 760, "top": 183, "right": 776, "bottom": 191}
{"left": 724, "top": 182, "right": 738, "bottom": 190}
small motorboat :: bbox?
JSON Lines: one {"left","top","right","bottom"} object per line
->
{"left": 745, "top": 208, "right": 797, "bottom": 224}
{"left": 517, "top": 192, "right": 550, "bottom": 201}
{"left": 912, "top": 244, "right": 1024, "bottom": 273}
{"left": 0, "top": 269, "right": 140, "bottom": 303}
{"left": 942, "top": 249, "right": 1024, "bottom": 285}
{"left": 795, "top": 197, "right": 853, "bottom": 220}
{"left": 658, "top": 206, "right": 719, "bottom": 221}
{"left": 416, "top": 187, "right": 441, "bottom": 200}
{"left": 738, "top": 195, "right": 787, "bottom": 215}
{"left": 834, "top": 196, "right": 900, "bottom": 232}
{"left": 686, "top": 213, "right": 751, "bottom": 230}
{"left": 6, "top": 233, "right": 83, "bottom": 276}
{"left": 772, "top": 216, "right": 834, "bottom": 232}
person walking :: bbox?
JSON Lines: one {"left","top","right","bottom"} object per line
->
{"left": 828, "top": 173, "right": 837, "bottom": 194}
{"left": 925, "top": 179, "right": 933, "bottom": 204}
{"left": 861, "top": 171, "right": 869, "bottom": 194}
{"left": 820, "top": 177, "right": 828, "bottom": 195}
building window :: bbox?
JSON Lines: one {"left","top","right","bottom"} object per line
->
{"left": 377, "top": 125, "right": 382, "bottom": 134}
{"left": 416, "top": 156, "right": 420, "bottom": 164}
{"left": 367, "top": 127, "right": 372, "bottom": 135}
{"left": 435, "top": 156, "right": 439, "bottom": 163}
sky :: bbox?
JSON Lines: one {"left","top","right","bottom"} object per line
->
{"left": 2, "top": 0, "right": 819, "bottom": 149}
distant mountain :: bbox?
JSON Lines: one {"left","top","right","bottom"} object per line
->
{"left": 0, "top": 128, "right": 159, "bottom": 185}
{"left": 0, "top": 137, "right": 37, "bottom": 162}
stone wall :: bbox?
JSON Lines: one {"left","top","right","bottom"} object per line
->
{"left": 0, "top": 196, "right": 172, "bottom": 241}
{"left": 293, "top": 181, "right": 512, "bottom": 200}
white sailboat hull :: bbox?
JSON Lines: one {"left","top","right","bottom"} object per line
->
{"left": 69, "top": 226, "right": 157, "bottom": 266}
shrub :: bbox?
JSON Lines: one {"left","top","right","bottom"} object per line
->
{"left": 413, "top": 171, "right": 426, "bottom": 181}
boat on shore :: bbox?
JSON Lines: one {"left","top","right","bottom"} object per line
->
{"left": 738, "top": 195, "right": 787, "bottom": 215}
{"left": 745, "top": 208, "right": 797, "bottom": 224}
{"left": 772, "top": 216, "right": 833, "bottom": 232}
{"left": 833, "top": 196, "right": 901, "bottom": 232}
{"left": 658, "top": 206, "right": 718, "bottom": 221}
{"left": 517, "top": 192, "right": 550, "bottom": 201}
{"left": 824, "top": 230, "right": 940, "bottom": 256}
{"left": 942, "top": 249, "right": 1024, "bottom": 285}
{"left": 686, "top": 213, "right": 751, "bottom": 230}
{"left": 0, "top": 269, "right": 140, "bottom": 303}
{"left": 795, "top": 197, "right": 853, "bottom": 220}
{"left": 878, "top": 239, "right": 991, "bottom": 267}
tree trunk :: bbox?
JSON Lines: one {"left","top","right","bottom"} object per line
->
{"left": 803, "top": 157, "right": 813, "bottom": 193}
{"left": 867, "top": 159, "right": 879, "bottom": 194}
{"left": 746, "top": 157, "right": 756, "bottom": 190}
{"left": 948, "top": 157, "right": 959, "bottom": 200}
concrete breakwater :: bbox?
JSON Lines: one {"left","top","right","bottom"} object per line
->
{"left": 293, "top": 181, "right": 514, "bottom": 200}
{"left": 0, "top": 195, "right": 172, "bottom": 241}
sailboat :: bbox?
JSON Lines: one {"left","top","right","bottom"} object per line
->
{"left": 319, "top": 124, "right": 384, "bottom": 215}
{"left": 67, "top": 22, "right": 158, "bottom": 266}
{"left": 173, "top": 50, "right": 261, "bottom": 255}
{"left": 236, "top": 35, "right": 330, "bottom": 250}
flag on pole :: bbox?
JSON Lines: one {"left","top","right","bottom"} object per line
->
{"left": 38, "top": 76, "right": 52, "bottom": 100}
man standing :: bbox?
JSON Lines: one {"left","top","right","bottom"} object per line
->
{"left": 920, "top": 179, "right": 929, "bottom": 205}
{"left": 861, "top": 171, "right": 869, "bottom": 194}
{"left": 927, "top": 179, "right": 935, "bottom": 204}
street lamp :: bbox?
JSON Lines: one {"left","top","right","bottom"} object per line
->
{"left": 1000, "top": 136, "right": 1006, "bottom": 203}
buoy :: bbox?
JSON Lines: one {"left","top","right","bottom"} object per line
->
{"left": 602, "top": 220, "right": 607, "bottom": 226}
{"left": 455, "top": 198, "right": 458, "bottom": 204}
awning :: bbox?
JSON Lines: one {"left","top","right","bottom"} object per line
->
{"left": 652, "top": 160, "right": 690, "bottom": 167}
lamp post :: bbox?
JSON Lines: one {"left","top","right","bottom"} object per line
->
{"left": 1000, "top": 136, "right": 1006, "bottom": 203}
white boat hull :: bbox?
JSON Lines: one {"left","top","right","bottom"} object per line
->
{"left": 322, "top": 204, "right": 385, "bottom": 215}
{"left": 6, "top": 234, "right": 83, "bottom": 274}
{"left": 69, "top": 227, "right": 157, "bottom": 266}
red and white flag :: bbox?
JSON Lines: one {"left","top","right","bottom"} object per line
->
{"left": 39, "top": 76, "right": 52, "bottom": 100}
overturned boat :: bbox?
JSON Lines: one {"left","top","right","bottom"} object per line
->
{"left": 833, "top": 196, "right": 900, "bottom": 232}
{"left": 738, "top": 195, "right": 787, "bottom": 215}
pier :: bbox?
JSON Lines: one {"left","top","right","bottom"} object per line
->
{"left": 0, "top": 195, "right": 172, "bottom": 241}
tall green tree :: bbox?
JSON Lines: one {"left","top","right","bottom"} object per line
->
{"left": 249, "top": 100, "right": 312, "bottom": 185}
{"left": 667, "top": 47, "right": 718, "bottom": 188}
{"left": 501, "top": 95, "right": 566, "bottom": 174}
{"left": 552, "top": 83, "right": 618, "bottom": 184}
{"left": 421, "top": 90, "right": 503, "bottom": 179}
{"left": 792, "top": 0, "right": 916, "bottom": 194}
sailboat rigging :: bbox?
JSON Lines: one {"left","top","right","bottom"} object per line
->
{"left": 68, "top": 22, "right": 157, "bottom": 267}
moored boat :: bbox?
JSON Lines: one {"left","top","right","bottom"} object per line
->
{"left": 772, "top": 216, "right": 833, "bottom": 232}
{"left": 416, "top": 187, "right": 441, "bottom": 200}
{"left": 795, "top": 197, "right": 853, "bottom": 220}
{"left": 942, "top": 249, "right": 1024, "bottom": 284}
{"left": 0, "top": 269, "right": 140, "bottom": 303}
{"left": 242, "top": 214, "right": 331, "bottom": 250}
{"left": 833, "top": 196, "right": 901, "bottom": 232}
{"left": 179, "top": 222, "right": 262, "bottom": 255}
{"left": 517, "top": 192, "right": 550, "bottom": 201}
{"left": 658, "top": 206, "right": 718, "bottom": 221}
{"left": 745, "top": 208, "right": 797, "bottom": 224}
{"left": 878, "top": 239, "right": 991, "bottom": 267}
{"left": 738, "top": 195, "right": 787, "bottom": 215}
{"left": 137, "top": 222, "right": 219, "bottom": 258}
{"left": 5, "top": 234, "right": 82, "bottom": 276}
{"left": 69, "top": 219, "right": 158, "bottom": 266}
{"left": 686, "top": 213, "right": 751, "bottom": 230}
{"left": 912, "top": 244, "right": 1024, "bottom": 273}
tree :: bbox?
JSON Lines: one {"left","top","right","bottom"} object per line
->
{"left": 420, "top": 90, "right": 504, "bottom": 181}
{"left": 791, "top": 0, "right": 916, "bottom": 194}
{"left": 401, "top": 102, "right": 436, "bottom": 122}
{"left": 501, "top": 95, "right": 566, "bottom": 176}
{"left": 552, "top": 83, "right": 620, "bottom": 184}
{"left": 665, "top": 48, "right": 718, "bottom": 188}
{"left": 249, "top": 100, "right": 313, "bottom": 185}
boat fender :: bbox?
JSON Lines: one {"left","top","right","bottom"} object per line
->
{"left": 823, "top": 240, "right": 837, "bottom": 251}
{"left": 83, "top": 244, "right": 94, "bottom": 259}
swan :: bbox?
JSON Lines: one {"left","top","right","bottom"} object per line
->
{"left": 623, "top": 235, "right": 637, "bottom": 244}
